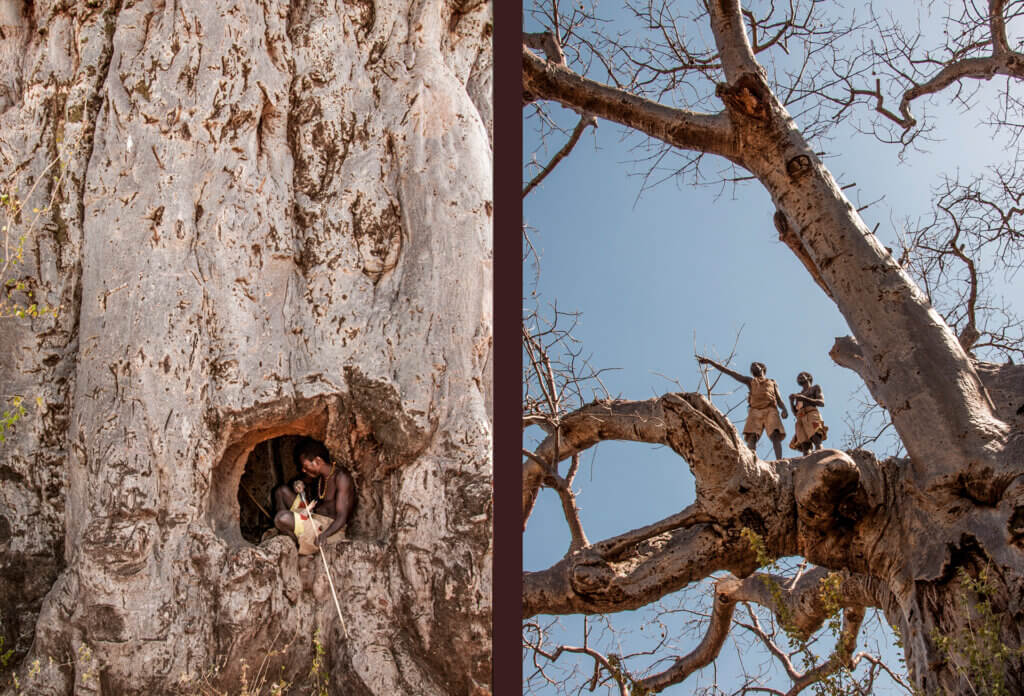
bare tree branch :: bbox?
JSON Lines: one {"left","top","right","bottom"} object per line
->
{"left": 523, "top": 115, "right": 597, "bottom": 198}
{"left": 635, "top": 576, "right": 739, "bottom": 692}
{"left": 523, "top": 47, "right": 740, "bottom": 162}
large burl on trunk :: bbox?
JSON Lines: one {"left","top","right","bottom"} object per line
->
{"left": 0, "top": 0, "right": 492, "bottom": 693}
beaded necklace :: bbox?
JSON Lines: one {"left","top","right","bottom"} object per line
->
{"left": 318, "top": 461, "right": 336, "bottom": 499}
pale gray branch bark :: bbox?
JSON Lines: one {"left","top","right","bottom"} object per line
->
{"left": 524, "top": 30, "right": 566, "bottom": 65}
{"left": 896, "top": 52, "right": 1024, "bottom": 130}
{"left": 522, "top": 47, "right": 739, "bottom": 162}
{"left": 708, "top": 0, "right": 762, "bottom": 81}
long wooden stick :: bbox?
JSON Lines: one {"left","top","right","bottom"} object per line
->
{"left": 299, "top": 491, "right": 349, "bottom": 638}
{"left": 241, "top": 484, "right": 273, "bottom": 519}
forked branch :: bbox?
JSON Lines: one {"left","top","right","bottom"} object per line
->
{"left": 637, "top": 568, "right": 884, "bottom": 693}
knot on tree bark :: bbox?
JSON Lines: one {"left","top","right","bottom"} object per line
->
{"left": 793, "top": 449, "right": 871, "bottom": 533}
{"left": 715, "top": 73, "right": 771, "bottom": 121}
{"left": 569, "top": 554, "right": 619, "bottom": 600}
{"left": 785, "top": 154, "right": 812, "bottom": 179}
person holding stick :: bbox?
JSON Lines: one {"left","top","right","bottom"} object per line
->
{"left": 273, "top": 439, "right": 354, "bottom": 555}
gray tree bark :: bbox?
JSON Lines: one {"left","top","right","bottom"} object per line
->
{"left": 523, "top": 1, "right": 1024, "bottom": 692}
{"left": 0, "top": 1, "right": 492, "bottom": 693}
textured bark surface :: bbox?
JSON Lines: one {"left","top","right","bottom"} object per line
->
{"left": 523, "top": 1, "right": 1024, "bottom": 692}
{"left": 0, "top": 0, "right": 492, "bottom": 693}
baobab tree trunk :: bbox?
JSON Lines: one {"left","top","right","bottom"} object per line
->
{"left": 522, "top": 1, "right": 1024, "bottom": 691}
{"left": 0, "top": 1, "right": 492, "bottom": 694}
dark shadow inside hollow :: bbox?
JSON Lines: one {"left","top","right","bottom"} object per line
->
{"left": 237, "top": 435, "right": 327, "bottom": 544}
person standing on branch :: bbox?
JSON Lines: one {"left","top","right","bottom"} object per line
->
{"left": 273, "top": 439, "right": 355, "bottom": 555}
{"left": 697, "top": 356, "right": 788, "bottom": 459}
{"left": 788, "top": 372, "right": 828, "bottom": 455}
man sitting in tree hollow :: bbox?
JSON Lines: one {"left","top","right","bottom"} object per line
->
{"left": 788, "top": 371, "right": 828, "bottom": 455}
{"left": 697, "top": 356, "right": 789, "bottom": 460}
{"left": 273, "top": 438, "right": 355, "bottom": 555}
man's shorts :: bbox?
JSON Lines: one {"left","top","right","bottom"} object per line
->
{"left": 743, "top": 405, "right": 785, "bottom": 438}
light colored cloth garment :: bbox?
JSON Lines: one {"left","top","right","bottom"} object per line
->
{"left": 748, "top": 377, "right": 781, "bottom": 409}
{"left": 744, "top": 405, "right": 785, "bottom": 437}
{"left": 290, "top": 497, "right": 345, "bottom": 556}
{"left": 789, "top": 403, "right": 828, "bottom": 451}
{"left": 744, "top": 377, "right": 784, "bottom": 436}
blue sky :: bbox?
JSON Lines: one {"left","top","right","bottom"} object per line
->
{"left": 522, "top": 4, "right": 1024, "bottom": 694}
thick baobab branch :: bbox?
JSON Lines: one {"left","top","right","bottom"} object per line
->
{"left": 522, "top": 47, "right": 738, "bottom": 162}
{"left": 522, "top": 393, "right": 769, "bottom": 529}
{"left": 635, "top": 568, "right": 882, "bottom": 693}
{"left": 990, "top": 0, "right": 1011, "bottom": 55}
{"left": 527, "top": 398, "right": 670, "bottom": 469}
{"left": 659, "top": 392, "right": 768, "bottom": 506}
{"left": 724, "top": 567, "right": 882, "bottom": 638}
{"left": 775, "top": 210, "right": 832, "bottom": 298}
{"left": 829, "top": 336, "right": 879, "bottom": 405}
{"left": 523, "top": 31, "right": 565, "bottom": 65}
{"left": 635, "top": 577, "right": 738, "bottom": 692}
{"left": 523, "top": 393, "right": 803, "bottom": 617}
{"left": 522, "top": 398, "right": 669, "bottom": 526}
{"left": 593, "top": 502, "right": 714, "bottom": 559}
{"left": 708, "top": 0, "right": 762, "bottom": 82}
{"left": 523, "top": 453, "right": 545, "bottom": 526}
{"left": 524, "top": 522, "right": 765, "bottom": 617}
{"left": 828, "top": 335, "right": 864, "bottom": 370}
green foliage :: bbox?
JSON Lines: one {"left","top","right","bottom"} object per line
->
{"left": 0, "top": 118, "right": 81, "bottom": 449}
{"left": 929, "top": 566, "right": 1023, "bottom": 696}
{"left": 740, "top": 528, "right": 875, "bottom": 695}
{"left": 77, "top": 644, "right": 97, "bottom": 687}
{"left": 740, "top": 526, "right": 772, "bottom": 568}
{"left": 2, "top": 631, "right": 334, "bottom": 696}
{"left": 0, "top": 396, "right": 27, "bottom": 443}
{"left": 1, "top": 638, "right": 96, "bottom": 696}
{"left": 308, "top": 631, "right": 329, "bottom": 696}
{"left": 818, "top": 571, "right": 845, "bottom": 640}
{"left": 1, "top": 187, "right": 62, "bottom": 320}
{"left": 0, "top": 636, "right": 14, "bottom": 669}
